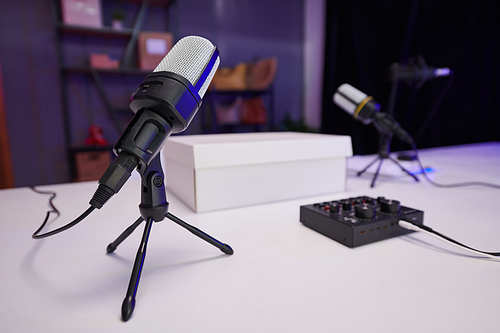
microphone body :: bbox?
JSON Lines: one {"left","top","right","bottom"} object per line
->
{"left": 387, "top": 55, "right": 452, "bottom": 89}
{"left": 388, "top": 63, "right": 451, "bottom": 82}
{"left": 90, "top": 36, "right": 220, "bottom": 209}
{"left": 333, "top": 83, "right": 414, "bottom": 144}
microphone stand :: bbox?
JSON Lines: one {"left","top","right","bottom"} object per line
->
{"left": 106, "top": 153, "right": 233, "bottom": 321}
{"left": 356, "top": 131, "right": 419, "bottom": 187}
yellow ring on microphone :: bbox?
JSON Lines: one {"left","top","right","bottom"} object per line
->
{"left": 354, "top": 96, "right": 373, "bottom": 119}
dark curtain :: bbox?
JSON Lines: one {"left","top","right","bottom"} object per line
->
{"left": 321, "top": 0, "right": 500, "bottom": 155}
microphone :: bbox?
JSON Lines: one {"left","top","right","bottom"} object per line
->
{"left": 388, "top": 63, "right": 451, "bottom": 81}
{"left": 333, "top": 83, "right": 414, "bottom": 144}
{"left": 387, "top": 56, "right": 452, "bottom": 87}
{"left": 90, "top": 36, "right": 220, "bottom": 210}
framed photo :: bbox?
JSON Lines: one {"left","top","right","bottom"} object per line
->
{"left": 138, "top": 32, "right": 174, "bottom": 70}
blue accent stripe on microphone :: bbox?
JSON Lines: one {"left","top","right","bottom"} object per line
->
{"left": 194, "top": 47, "right": 219, "bottom": 94}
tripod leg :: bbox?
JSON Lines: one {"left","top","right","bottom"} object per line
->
{"left": 121, "top": 217, "right": 154, "bottom": 321}
{"left": 387, "top": 156, "right": 419, "bottom": 182}
{"left": 106, "top": 217, "right": 144, "bottom": 253}
{"left": 166, "top": 212, "right": 234, "bottom": 255}
{"left": 357, "top": 157, "right": 380, "bottom": 177}
{"left": 370, "top": 158, "right": 384, "bottom": 188}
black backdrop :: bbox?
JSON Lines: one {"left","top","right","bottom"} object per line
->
{"left": 321, "top": 0, "right": 500, "bottom": 155}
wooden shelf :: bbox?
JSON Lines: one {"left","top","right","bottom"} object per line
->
{"left": 62, "top": 66, "right": 150, "bottom": 75}
{"left": 208, "top": 89, "right": 273, "bottom": 96}
{"left": 121, "top": 0, "right": 174, "bottom": 6}
{"left": 69, "top": 144, "right": 114, "bottom": 152}
{"left": 203, "top": 86, "right": 275, "bottom": 133}
{"left": 57, "top": 23, "right": 134, "bottom": 38}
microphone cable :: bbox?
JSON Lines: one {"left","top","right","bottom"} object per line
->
{"left": 32, "top": 206, "right": 95, "bottom": 239}
{"left": 413, "top": 71, "right": 455, "bottom": 145}
{"left": 31, "top": 185, "right": 96, "bottom": 239}
{"left": 411, "top": 142, "right": 500, "bottom": 189}
{"left": 30, "top": 186, "right": 60, "bottom": 217}
{"left": 398, "top": 219, "right": 500, "bottom": 261}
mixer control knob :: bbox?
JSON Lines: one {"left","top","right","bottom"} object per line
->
{"left": 354, "top": 204, "right": 376, "bottom": 220}
{"left": 339, "top": 200, "right": 352, "bottom": 211}
{"left": 363, "top": 197, "right": 377, "bottom": 205}
{"left": 329, "top": 203, "right": 341, "bottom": 214}
{"left": 349, "top": 197, "right": 362, "bottom": 205}
{"left": 380, "top": 199, "right": 400, "bottom": 214}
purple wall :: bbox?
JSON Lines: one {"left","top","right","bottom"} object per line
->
{"left": 0, "top": 1, "right": 67, "bottom": 186}
{"left": 0, "top": 0, "right": 304, "bottom": 186}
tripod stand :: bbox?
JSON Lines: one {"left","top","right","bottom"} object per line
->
{"left": 357, "top": 132, "right": 419, "bottom": 187}
{"left": 106, "top": 153, "right": 233, "bottom": 321}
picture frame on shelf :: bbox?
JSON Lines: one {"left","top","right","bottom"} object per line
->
{"left": 138, "top": 31, "right": 174, "bottom": 70}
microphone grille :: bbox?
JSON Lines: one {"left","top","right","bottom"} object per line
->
{"left": 153, "top": 36, "right": 220, "bottom": 98}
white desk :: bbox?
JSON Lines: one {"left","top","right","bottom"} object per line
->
{"left": 1, "top": 142, "right": 499, "bottom": 332}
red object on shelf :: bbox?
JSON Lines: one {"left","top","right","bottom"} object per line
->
{"left": 85, "top": 124, "right": 108, "bottom": 146}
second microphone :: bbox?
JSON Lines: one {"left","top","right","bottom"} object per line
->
{"left": 333, "top": 83, "right": 414, "bottom": 144}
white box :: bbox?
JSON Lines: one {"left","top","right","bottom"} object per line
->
{"left": 162, "top": 132, "right": 353, "bottom": 212}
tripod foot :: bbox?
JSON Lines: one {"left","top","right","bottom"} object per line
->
{"left": 221, "top": 243, "right": 234, "bottom": 255}
{"left": 357, "top": 156, "right": 380, "bottom": 177}
{"left": 121, "top": 295, "right": 135, "bottom": 321}
{"left": 166, "top": 213, "right": 234, "bottom": 255}
{"left": 106, "top": 243, "right": 117, "bottom": 254}
{"left": 106, "top": 217, "right": 144, "bottom": 254}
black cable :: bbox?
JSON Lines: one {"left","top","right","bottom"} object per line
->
{"left": 414, "top": 71, "right": 455, "bottom": 144}
{"left": 411, "top": 143, "right": 500, "bottom": 189}
{"left": 397, "top": 72, "right": 453, "bottom": 161}
{"left": 30, "top": 153, "right": 132, "bottom": 238}
{"left": 30, "top": 186, "right": 60, "bottom": 216}
{"left": 399, "top": 219, "right": 500, "bottom": 259}
{"left": 30, "top": 186, "right": 97, "bottom": 239}
{"left": 32, "top": 206, "right": 96, "bottom": 239}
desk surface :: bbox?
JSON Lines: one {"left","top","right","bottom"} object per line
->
{"left": 1, "top": 142, "right": 499, "bottom": 332}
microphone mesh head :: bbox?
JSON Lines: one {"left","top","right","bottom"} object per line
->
{"left": 153, "top": 36, "right": 220, "bottom": 98}
{"left": 333, "top": 83, "right": 368, "bottom": 115}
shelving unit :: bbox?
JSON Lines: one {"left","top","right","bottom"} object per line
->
{"left": 51, "top": 0, "right": 176, "bottom": 181}
{"left": 203, "top": 87, "right": 275, "bottom": 133}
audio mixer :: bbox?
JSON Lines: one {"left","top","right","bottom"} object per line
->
{"left": 300, "top": 196, "right": 424, "bottom": 248}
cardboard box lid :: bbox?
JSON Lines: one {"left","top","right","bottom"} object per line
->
{"left": 163, "top": 132, "right": 352, "bottom": 169}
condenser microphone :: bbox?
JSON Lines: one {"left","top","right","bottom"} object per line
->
{"left": 388, "top": 63, "right": 451, "bottom": 81}
{"left": 387, "top": 56, "right": 452, "bottom": 88}
{"left": 333, "top": 83, "right": 414, "bottom": 144}
{"left": 90, "top": 36, "right": 220, "bottom": 210}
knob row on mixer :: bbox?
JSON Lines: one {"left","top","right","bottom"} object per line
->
{"left": 313, "top": 196, "right": 401, "bottom": 219}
